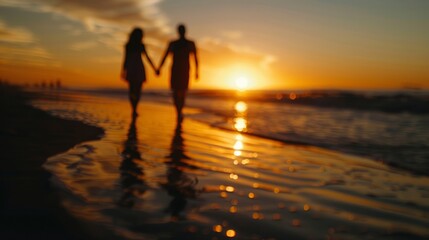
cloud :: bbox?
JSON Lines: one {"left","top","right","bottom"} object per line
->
{"left": 0, "top": 45, "right": 51, "bottom": 58}
{"left": 0, "top": 18, "right": 54, "bottom": 66}
{"left": 70, "top": 41, "right": 97, "bottom": 51}
{"left": 260, "top": 55, "right": 277, "bottom": 70}
{"left": 221, "top": 30, "right": 242, "bottom": 40}
{"left": 0, "top": 0, "right": 171, "bottom": 49}
{"left": 0, "top": 0, "right": 39, "bottom": 8}
{"left": 0, "top": 19, "right": 35, "bottom": 43}
{"left": 60, "top": 24, "right": 83, "bottom": 36}
{"left": 90, "top": 56, "right": 120, "bottom": 64}
{"left": 199, "top": 37, "right": 277, "bottom": 70}
{"left": 0, "top": 45, "right": 56, "bottom": 66}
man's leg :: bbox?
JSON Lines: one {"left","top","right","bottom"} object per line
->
{"left": 172, "top": 90, "right": 186, "bottom": 119}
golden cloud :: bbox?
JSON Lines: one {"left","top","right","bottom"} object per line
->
{"left": 0, "top": 19, "right": 35, "bottom": 43}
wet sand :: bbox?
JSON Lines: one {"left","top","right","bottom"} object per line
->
{"left": 30, "top": 90, "right": 429, "bottom": 240}
{"left": 0, "top": 85, "right": 103, "bottom": 239}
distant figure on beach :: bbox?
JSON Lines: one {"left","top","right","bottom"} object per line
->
{"left": 157, "top": 24, "right": 199, "bottom": 121}
{"left": 121, "top": 27, "right": 156, "bottom": 116}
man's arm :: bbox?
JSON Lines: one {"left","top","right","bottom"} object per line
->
{"left": 158, "top": 43, "right": 171, "bottom": 75}
{"left": 193, "top": 42, "right": 199, "bottom": 80}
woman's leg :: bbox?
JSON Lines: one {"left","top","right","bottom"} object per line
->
{"left": 129, "top": 82, "right": 142, "bottom": 115}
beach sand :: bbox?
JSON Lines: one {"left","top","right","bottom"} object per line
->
{"left": 26, "top": 89, "right": 429, "bottom": 240}
{"left": 0, "top": 85, "right": 103, "bottom": 239}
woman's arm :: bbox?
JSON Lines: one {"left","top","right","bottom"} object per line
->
{"left": 143, "top": 46, "right": 156, "bottom": 73}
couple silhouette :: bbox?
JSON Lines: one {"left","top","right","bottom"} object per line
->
{"left": 121, "top": 24, "right": 199, "bottom": 120}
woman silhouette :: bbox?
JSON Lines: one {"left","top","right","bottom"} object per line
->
{"left": 121, "top": 27, "right": 156, "bottom": 116}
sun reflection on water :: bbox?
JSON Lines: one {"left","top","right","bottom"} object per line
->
{"left": 233, "top": 150, "right": 241, "bottom": 157}
{"left": 234, "top": 118, "right": 247, "bottom": 132}
{"left": 225, "top": 186, "right": 235, "bottom": 192}
{"left": 235, "top": 101, "right": 248, "bottom": 113}
{"left": 229, "top": 173, "right": 239, "bottom": 180}
{"left": 233, "top": 140, "right": 243, "bottom": 150}
{"left": 233, "top": 101, "right": 248, "bottom": 132}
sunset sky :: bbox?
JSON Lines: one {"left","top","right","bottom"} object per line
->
{"left": 1, "top": 0, "right": 428, "bottom": 90}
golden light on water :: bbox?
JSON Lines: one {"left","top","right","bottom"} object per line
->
{"left": 226, "top": 229, "right": 236, "bottom": 238}
{"left": 248, "top": 192, "right": 255, "bottom": 199}
{"left": 234, "top": 150, "right": 242, "bottom": 157}
{"left": 229, "top": 173, "right": 239, "bottom": 180}
{"left": 252, "top": 212, "right": 264, "bottom": 220}
{"left": 241, "top": 159, "right": 250, "bottom": 165}
{"left": 226, "top": 186, "right": 235, "bottom": 192}
{"left": 233, "top": 141, "right": 243, "bottom": 150}
{"left": 233, "top": 133, "right": 244, "bottom": 156}
{"left": 304, "top": 204, "right": 311, "bottom": 211}
{"left": 229, "top": 206, "right": 238, "bottom": 213}
{"left": 213, "top": 225, "right": 223, "bottom": 233}
{"left": 234, "top": 101, "right": 248, "bottom": 113}
{"left": 234, "top": 118, "right": 247, "bottom": 132}
{"left": 233, "top": 100, "right": 247, "bottom": 132}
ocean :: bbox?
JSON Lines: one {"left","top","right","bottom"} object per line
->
{"left": 92, "top": 88, "right": 429, "bottom": 175}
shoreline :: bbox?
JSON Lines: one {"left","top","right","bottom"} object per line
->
{"left": 0, "top": 84, "right": 104, "bottom": 239}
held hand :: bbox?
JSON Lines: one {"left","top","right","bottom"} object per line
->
{"left": 155, "top": 69, "right": 160, "bottom": 76}
{"left": 120, "top": 69, "right": 127, "bottom": 81}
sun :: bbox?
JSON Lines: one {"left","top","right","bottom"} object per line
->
{"left": 235, "top": 76, "right": 249, "bottom": 91}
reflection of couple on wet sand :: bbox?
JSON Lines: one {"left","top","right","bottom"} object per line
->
{"left": 121, "top": 24, "right": 199, "bottom": 120}
{"left": 119, "top": 115, "right": 198, "bottom": 219}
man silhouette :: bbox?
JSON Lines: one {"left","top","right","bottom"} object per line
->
{"left": 157, "top": 24, "right": 199, "bottom": 121}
